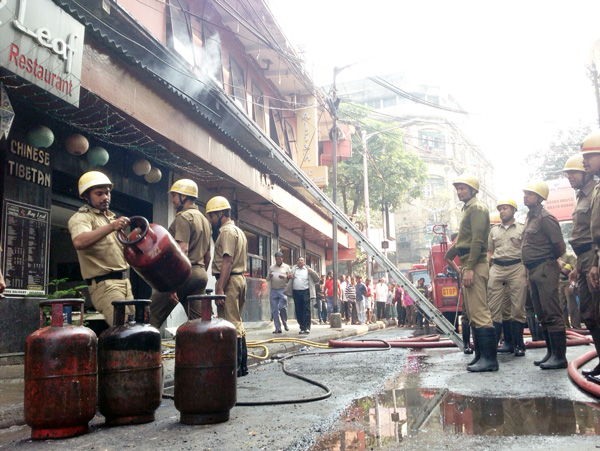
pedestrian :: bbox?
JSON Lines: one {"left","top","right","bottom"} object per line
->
{"left": 355, "top": 275, "right": 367, "bottom": 324}
{"left": 68, "top": 171, "right": 133, "bottom": 325}
{"left": 374, "top": 278, "right": 388, "bottom": 321}
{"left": 345, "top": 276, "right": 358, "bottom": 324}
{"left": 404, "top": 289, "right": 415, "bottom": 327}
{"left": 287, "top": 257, "right": 319, "bottom": 334}
{"left": 486, "top": 198, "right": 528, "bottom": 357}
{"left": 522, "top": 181, "right": 567, "bottom": 370}
{"left": 323, "top": 271, "right": 340, "bottom": 321}
{"left": 149, "top": 179, "right": 212, "bottom": 328}
{"left": 415, "top": 278, "right": 428, "bottom": 327}
{"left": 387, "top": 283, "right": 396, "bottom": 324}
{"left": 268, "top": 251, "right": 291, "bottom": 334}
{"left": 445, "top": 174, "right": 498, "bottom": 372}
{"left": 317, "top": 274, "right": 327, "bottom": 324}
{"left": 395, "top": 284, "right": 406, "bottom": 326}
{"left": 578, "top": 133, "right": 600, "bottom": 376}
{"left": 206, "top": 195, "right": 249, "bottom": 377}
{"left": 340, "top": 274, "right": 348, "bottom": 322}
{"left": 365, "top": 278, "right": 374, "bottom": 324}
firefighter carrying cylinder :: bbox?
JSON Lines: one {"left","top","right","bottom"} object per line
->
{"left": 25, "top": 299, "right": 97, "bottom": 439}
{"left": 175, "top": 292, "right": 237, "bottom": 424}
{"left": 117, "top": 216, "right": 192, "bottom": 293}
{"left": 98, "top": 300, "right": 162, "bottom": 426}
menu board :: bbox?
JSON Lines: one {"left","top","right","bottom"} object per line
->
{"left": 2, "top": 200, "right": 49, "bottom": 296}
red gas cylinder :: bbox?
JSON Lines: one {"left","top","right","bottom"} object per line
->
{"left": 175, "top": 292, "right": 237, "bottom": 424}
{"left": 118, "top": 216, "right": 191, "bottom": 292}
{"left": 24, "top": 299, "right": 97, "bottom": 439}
{"left": 98, "top": 300, "right": 162, "bottom": 426}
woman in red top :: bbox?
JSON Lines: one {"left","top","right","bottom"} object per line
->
{"left": 323, "top": 271, "right": 340, "bottom": 321}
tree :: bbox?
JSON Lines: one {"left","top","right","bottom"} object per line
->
{"left": 329, "top": 104, "right": 427, "bottom": 217}
{"left": 526, "top": 123, "right": 593, "bottom": 180}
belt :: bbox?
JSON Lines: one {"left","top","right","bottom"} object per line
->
{"left": 192, "top": 263, "right": 205, "bottom": 268}
{"left": 572, "top": 242, "right": 593, "bottom": 257}
{"left": 214, "top": 272, "right": 243, "bottom": 280}
{"left": 86, "top": 271, "right": 126, "bottom": 286}
{"left": 523, "top": 257, "right": 553, "bottom": 270}
{"left": 492, "top": 258, "right": 521, "bottom": 267}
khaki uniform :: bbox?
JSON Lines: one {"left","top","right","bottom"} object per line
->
{"left": 68, "top": 205, "right": 133, "bottom": 325}
{"left": 521, "top": 204, "right": 565, "bottom": 332}
{"left": 212, "top": 219, "right": 248, "bottom": 337}
{"left": 558, "top": 251, "right": 579, "bottom": 328}
{"left": 150, "top": 205, "right": 212, "bottom": 328}
{"left": 487, "top": 221, "right": 527, "bottom": 323}
{"left": 588, "top": 183, "right": 600, "bottom": 327}
{"left": 445, "top": 197, "right": 492, "bottom": 328}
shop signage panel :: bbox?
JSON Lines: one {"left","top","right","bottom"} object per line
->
{"left": 0, "top": 0, "right": 85, "bottom": 106}
{"left": 295, "top": 96, "right": 318, "bottom": 167}
{"left": 2, "top": 200, "right": 49, "bottom": 296}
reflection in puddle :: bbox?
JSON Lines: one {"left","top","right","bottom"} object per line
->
{"left": 311, "top": 388, "right": 600, "bottom": 450}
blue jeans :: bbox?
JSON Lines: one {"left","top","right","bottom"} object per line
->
{"left": 270, "top": 288, "right": 288, "bottom": 331}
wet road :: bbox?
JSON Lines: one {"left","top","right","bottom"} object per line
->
{"left": 2, "top": 327, "right": 599, "bottom": 450}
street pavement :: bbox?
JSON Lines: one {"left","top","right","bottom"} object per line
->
{"left": 0, "top": 318, "right": 391, "bottom": 431}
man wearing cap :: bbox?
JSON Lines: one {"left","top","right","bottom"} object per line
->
{"left": 445, "top": 174, "right": 498, "bottom": 372}
{"left": 522, "top": 181, "right": 567, "bottom": 369}
{"left": 149, "top": 179, "right": 211, "bottom": 328}
{"left": 580, "top": 131, "right": 600, "bottom": 377}
{"left": 268, "top": 251, "right": 291, "bottom": 333}
{"left": 486, "top": 199, "right": 528, "bottom": 357}
{"left": 207, "top": 196, "right": 249, "bottom": 377}
{"left": 68, "top": 171, "right": 133, "bottom": 325}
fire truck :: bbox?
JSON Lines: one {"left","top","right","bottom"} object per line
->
{"left": 407, "top": 224, "right": 462, "bottom": 328}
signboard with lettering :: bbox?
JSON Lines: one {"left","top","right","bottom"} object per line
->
{"left": 545, "top": 178, "right": 575, "bottom": 222}
{"left": 295, "top": 96, "right": 318, "bottom": 168}
{"left": 2, "top": 200, "right": 49, "bottom": 296}
{"left": 0, "top": 0, "right": 85, "bottom": 106}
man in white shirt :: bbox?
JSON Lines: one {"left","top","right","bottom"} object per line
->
{"left": 268, "top": 251, "right": 291, "bottom": 334}
{"left": 375, "top": 278, "right": 389, "bottom": 321}
{"left": 288, "top": 257, "right": 319, "bottom": 334}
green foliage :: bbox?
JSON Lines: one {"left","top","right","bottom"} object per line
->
{"left": 328, "top": 103, "right": 427, "bottom": 216}
{"left": 526, "top": 123, "right": 593, "bottom": 180}
{"left": 45, "top": 277, "right": 87, "bottom": 300}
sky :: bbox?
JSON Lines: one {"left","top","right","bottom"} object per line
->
{"left": 268, "top": 0, "right": 600, "bottom": 201}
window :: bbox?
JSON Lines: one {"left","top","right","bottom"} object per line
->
{"left": 245, "top": 230, "right": 268, "bottom": 278}
{"left": 279, "top": 243, "right": 298, "bottom": 266}
{"left": 305, "top": 253, "right": 321, "bottom": 274}
{"left": 251, "top": 82, "right": 265, "bottom": 131}
{"left": 419, "top": 131, "right": 445, "bottom": 151}
{"left": 201, "top": 25, "right": 223, "bottom": 87}
{"left": 382, "top": 96, "right": 396, "bottom": 108}
{"left": 229, "top": 57, "right": 246, "bottom": 110}
{"left": 422, "top": 176, "right": 445, "bottom": 199}
{"left": 283, "top": 119, "right": 297, "bottom": 157}
{"left": 168, "top": 0, "right": 194, "bottom": 65}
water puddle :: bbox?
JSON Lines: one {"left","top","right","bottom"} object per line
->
{"left": 311, "top": 388, "right": 600, "bottom": 449}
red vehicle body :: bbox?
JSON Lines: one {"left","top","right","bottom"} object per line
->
{"left": 407, "top": 224, "right": 462, "bottom": 326}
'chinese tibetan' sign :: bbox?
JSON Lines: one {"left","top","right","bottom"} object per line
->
{"left": 0, "top": 0, "right": 85, "bottom": 106}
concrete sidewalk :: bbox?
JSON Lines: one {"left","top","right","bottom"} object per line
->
{"left": 0, "top": 318, "right": 398, "bottom": 430}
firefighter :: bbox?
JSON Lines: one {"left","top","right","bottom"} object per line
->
{"left": 445, "top": 174, "right": 498, "bottom": 372}
{"left": 207, "top": 195, "right": 249, "bottom": 377}
{"left": 68, "top": 171, "right": 133, "bottom": 325}
{"left": 580, "top": 132, "right": 600, "bottom": 376}
{"left": 149, "top": 179, "right": 212, "bottom": 328}
{"left": 522, "top": 181, "right": 567, "bottom": 369}
{"left": 486, "top": 199, "right": 527, "bottom": 356}
{"left": 563, "top": 154, "right": 593, "bottom": 333}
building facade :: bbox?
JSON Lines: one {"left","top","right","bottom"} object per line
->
{"left": 0, "top": 0, "right": 350, "bottom": 355}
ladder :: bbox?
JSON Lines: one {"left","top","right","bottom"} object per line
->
{"left": 269, "top": 150, "right": 464, "bottom": 349}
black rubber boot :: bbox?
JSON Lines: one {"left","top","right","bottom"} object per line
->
{"left": 498, "top": 320, "right": 514, "bottom": 354}
{"left": 493, "top": 321, "right": 503, "bottom": 345}
{"left": 583, "top": 328, "right": 600, "bottom": 377}
{"left": 527, "top": 315, "right": 543, "bottom": 342}
{"left": 462, "top": 323, "right": 473, "bottom": 354}
{"left": 512, "top": 321, "right": 526, "bottom": 357}
{"left": 468, "top": 327, "right": 480, "bottom": 366}
{"left": 540, "top": 330, "right": 568, "bottom": 370}
{"left": 467, "top": 327, "right": 499, "bottom": 372}
{"left": 534, "top": 330, "right": 551, "bottom": 366}
{"left": 237, "top": 336, "right": 248, "bottom": 377}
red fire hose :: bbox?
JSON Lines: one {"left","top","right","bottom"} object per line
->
{"left": 329, "top": 331, "right": 592, "bottom": 349}
{"left": 568, "top": 350, "right": 600, "bottom": 398}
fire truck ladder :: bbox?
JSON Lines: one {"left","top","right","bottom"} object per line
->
{"left": 269, "top": 150, "right": 463, "bottom": 349}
